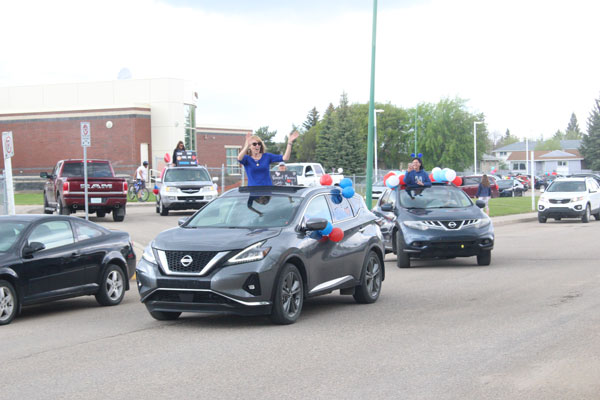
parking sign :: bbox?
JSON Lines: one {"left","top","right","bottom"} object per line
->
{"left": 3, "top": 131, "right": 14, "bottom": 159}
{"left": 81, "top": 122, "right": 91, "bottom": 147}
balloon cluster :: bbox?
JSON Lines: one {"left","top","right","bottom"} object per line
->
{"left": 313, "top": 221, "right": 344, "bottom": 243}
{"left": 314, "top": 176, "right": 353, "bottom": 243}
{"left": 490, "top": 166, "right": 497, "bottom": 174}
{"left": 383, "top": 170, "right": 406, "bottom": 189}
{"left": 320, "top": 175, "right": 355, "bottom": 199}
{"left": 429, "top": 167, "right": 462, "bottom": 186}
{"left": 410, "top": 152, "right": 423, "bottom": 158}
{"left": 153, "top": 185, "right": 159, "bottom": 195}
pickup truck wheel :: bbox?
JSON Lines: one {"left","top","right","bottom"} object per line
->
{"left": 96, "top": 211, "right": 106, "bottom": 218}
{"left": 58, "top": 198, "right": 70, "bottom": 215}
{"left": 113, "top": 206, "right": 126, "bottom": 222}
{"left": 43, "top": 195, "right": 53, "bottom": 214}
{"left": 159, "top": 201, "right": 169, "bottom": 216}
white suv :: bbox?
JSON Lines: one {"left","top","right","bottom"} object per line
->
{"left": 537, "top": 177, "right": 600, "bottom": 223}
{"left": 156, "top": 166, "right": 218, "bottom": 216}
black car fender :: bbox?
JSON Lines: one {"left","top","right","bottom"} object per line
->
{"left": 100, "top": 251, "right": 130, "bottom": 290}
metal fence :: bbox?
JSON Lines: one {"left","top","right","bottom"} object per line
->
{"left": 0, "top": 174, "right": 7, "bottom": 215}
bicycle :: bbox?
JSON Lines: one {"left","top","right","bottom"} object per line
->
{"left": 128, "top": 179, "right": 150, "bottom": 202}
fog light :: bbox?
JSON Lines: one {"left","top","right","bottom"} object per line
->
{"left": 575, "top": 205, "right": 582, "bottom": 210}
{"left": 538, "top": 205, "right": 545, "bottom": 211}
{"left": 243, "top": 273, "right": 261, "bottom": 296}
{"left": 481, "top": 239, "right": 492, "bottom": 245}
{"left": 411, "top": 241, "right": 424, "bottom": 247}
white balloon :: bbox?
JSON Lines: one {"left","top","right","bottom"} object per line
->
{"left": 386, "top": 175, "right": 400, "bottom": 188}
{"left": 432, "top": 167, "right": 442, "bottom": 175}
{"left": 445, "top": 169, "right": 457, "bottom": 182}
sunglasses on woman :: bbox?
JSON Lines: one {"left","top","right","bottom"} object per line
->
{"left": 251, "top": 142, "right": 262, "bottom": 147}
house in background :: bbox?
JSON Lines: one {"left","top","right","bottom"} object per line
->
{"left": 491, "top": 140, "right": 584, "bottom": 175}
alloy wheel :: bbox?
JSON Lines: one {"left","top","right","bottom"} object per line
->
{"left": 365, "top": 255, "right": 382, "bottom": 298}
{"left": 106, "top": 270, "right": 124, "bottom": 301}
{"left": 281, "top": 272, "right": 301, "bottom": 318}
{"left": 0, "top": 286, "right": 15, "bottom": 323}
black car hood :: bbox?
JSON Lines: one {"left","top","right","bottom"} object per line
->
{"left": 152, "top": 227, "right": 282, "bottom": 251}
{"left": 403, "top": 207, "right": 483, "bottom": 220}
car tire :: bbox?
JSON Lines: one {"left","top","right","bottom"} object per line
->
{"left": 0, "top": 280, "right": 18, "bottom": 326}
{"left": 353, "top": 251, "right": 383, "bottom": 304}
{"left": 270, "top": 263, "right": 303, "bottom": 325}
{"left": 159, "top": 201, "right": 169, "bottom": 216}
{"left": 147, "top": 307, "right": 181, "bottom": 321}
{"left": 396, "top": 233, "right": 411, "bottom": 268}
{"left": 58, "top": 197, "right": 70, "bottom": 215}
{"left": 95, "top": 264, "right": 126, "bottom": 306}
{"left": 113, "top": 206, "right": 126, "bottom": 222}
{"left": 96, "top": 211, "right": 106, "bottom": 218}
{"left": 593, "top": 211, "right": 600, "bottom": 221}
{"left": 582, "top": 204, "right": 590, "bottom": 223}
{"left": 538, "top": 215, "right": 547, "bottom": 223}
{"left": 156, "top": 201, "right": 160, "bottom": 214}
{"left": 517, "top": 190, "right": 523, "bottom": 197}
{"left": 477, "top": 250, "right": 491, "bottom": 266}
{"left": 43, "top": 194, "right": 53, "bottom": 214}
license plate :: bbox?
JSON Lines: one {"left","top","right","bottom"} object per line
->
{"left": 91, "top": 198, "right": 102, "bottom": 204}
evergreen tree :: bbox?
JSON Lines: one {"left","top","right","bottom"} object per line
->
{"left": 565, "top": 112, "right": 583, "bottom": 139}
{"left": 315, "top": 103, "right": 336, "bottom": 169}
{"left": 254, "top": 126, "right": 277, "bottom": 152}
{"left": 580, "top": 98, "right": 600, "bottom": 170}
{"left": 302, "top": 107, "right": 320, "bottom": 132}
{"left": 330, "top": 93, "right": 362, "bottom": 174}
{"left": 495, "top": 129, "right": 520, "bottom": 148}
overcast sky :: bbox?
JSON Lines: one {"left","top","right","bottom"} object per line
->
{"left": 1, "top": 0, "right": 599, "bottom": 142}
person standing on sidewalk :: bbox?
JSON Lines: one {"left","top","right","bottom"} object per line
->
{"left": 476, "top": 174, "right": 492, "bottom": 215}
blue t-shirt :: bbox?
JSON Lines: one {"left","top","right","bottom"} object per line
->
{"left": 405, "top": 170, "right": 432, "bottom": 188}
{"left": 239, "top": 153, "right": 284, "bottom": 186}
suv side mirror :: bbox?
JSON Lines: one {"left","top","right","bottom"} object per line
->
{"left": 381, "top": 204, "right": 394, "bottom": 212}
{"left": 212, "top": 176, "right": 219, "bottom": 182}
{"left": 23, "top": 241, "right": 45, "bottom": 257}
{"left": 475, "top": 199, "right": 486, "bottom": 209}
{"left": 302, "top": 218, "right": 328, "bottom": 232}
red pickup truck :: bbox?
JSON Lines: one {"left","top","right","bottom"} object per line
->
{"left": 40, "top": 159, "right": 128, "bottom": 221}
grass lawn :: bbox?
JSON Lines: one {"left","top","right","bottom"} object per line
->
{"left": 14, "top": 192, "right": 157, "bottom": 205}
{"left": 488, "top": 195, "right": 538, "bottom": 217}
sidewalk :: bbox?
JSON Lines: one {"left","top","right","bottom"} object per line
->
{"left": 491, "top": 212, "right": 538, "bottom": 226}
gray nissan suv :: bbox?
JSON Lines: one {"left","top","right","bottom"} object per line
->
{"left": 136, "top": 185, "right": 385, "bottom": 324}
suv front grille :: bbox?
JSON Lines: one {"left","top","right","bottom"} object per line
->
{"left": 164, "top": 250, "right": 219, "bottom": 274}
{"left": 549, "top": 199, "right": 570, "bottom": 204}
{"left": 422, "top": 220, "right": 480, "bottom": 230}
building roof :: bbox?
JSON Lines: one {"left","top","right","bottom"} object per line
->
{"left": 506, "top": 149, "right": 583, "bottom": 161}
{"left": 493, "top": 139, "right": 581, "bottom": 152}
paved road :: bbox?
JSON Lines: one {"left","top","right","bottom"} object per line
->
{"left": 2, "top": 207, "right": 599, "bottom": 399}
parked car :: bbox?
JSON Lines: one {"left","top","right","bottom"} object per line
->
{"left": 372, "top": 183, "right": 494, "bottom": 268}
{"left": 136, "top": 185, "right": 384, "bottom": 324}
{"left": 41, "top": 159, "right": 128, "bottom": 221}
{"left": 569, "top": 173, "right": 600, "bottom": 186}
{"left": 497, "top": 179, "right": 525, "bottom": 197}
{"left": 459, "top": 175, "right": 499, "bottom": 198}
{"left": 279, "top": 163, "right": 344, "bottom": 186}
{"left": 372, "top": 180, "right": 387, "bottom": 200}
{"left": 537, "top": 177, "right": 600, "bottom": 223}
{"left": 0, "top": 215, "right": 136, "bottom": 325}
{"left": 155, "top": 166, "right": 219, "bottom": 216}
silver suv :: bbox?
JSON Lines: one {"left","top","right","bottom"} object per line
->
{"left": 156, "top": 166, "right": 218, "bottom": 216}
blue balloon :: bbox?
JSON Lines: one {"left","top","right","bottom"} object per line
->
{"left": 418, "top": 153, "right": 423, "bottom": 158}
{"left": 342, "top": 186, "right": 355, "bottom": 198}
{"left": 330, "top": 189, "right": 343, "bottom": 204}
{"left": 154, "top": 185, "right": 159, "bottom": 190}
{"left": 320, "top": 221, "right": 333, "bottom": 236}
{"left": 410, "top": 153, "right": 415, "bottom": 158}
{"left": 434, "top": 170, "right": 445, "bottom": 181}
{"left": 310, "top": 231, "right": 323, "bottom": 240}
{"left": 339, "top": 178, "right": 353, "bottom": 188}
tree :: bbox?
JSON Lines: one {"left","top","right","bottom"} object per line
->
{"left": 329, "top": 93, "right": 363, "bottom": 174}
{"left": 315, "top": 103, "right": 336, "bottom": 169}
{"left": 580, "top": 97, "right": 600, "bottom": 170}
{"left": 535, "top": 138, "right": 561, "bottom": 151}
{"left": 495, "top": 129, "right": 520, "bottom": 149}
{"left": 565, "top": 112, "right": 583, "bottom": 139}
{"left": 302, "top": 107, "right": 320, "bottom": 132}
{"left": 254, "top": 126, "right": 277, "bottom": 153}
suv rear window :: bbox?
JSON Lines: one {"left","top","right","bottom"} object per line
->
{"left": 61, "top": 162, "right": 113, "bottom": 178}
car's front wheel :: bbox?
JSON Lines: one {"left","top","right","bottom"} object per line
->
{"left": 396, "top": 233, "right": 411, "bottom": 268}
{"left": 477, "top": 250, "right": 491, "bottom": 266}
{"left": 271, "top": 263, "right": 303, "bottom": 325}
{"left": 538, "top": 214, "right": 547, "bottom": 223}
{"left": 354, "top": 251, "right": 383, "bottom": 304}
{"left": 582, "top": 204, "right": 591, "bottom": 223}
{"left": 95, "top": 265, "right": 125, "bottom": 306}
{"left": 159, "top": 201, "right": 169, "bottom": 216}
{"left": 0, "top": 280, "right": 18, "bottom": 326}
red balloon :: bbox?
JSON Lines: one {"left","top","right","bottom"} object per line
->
{"left": 329, "top": 227, "right": 344, "bottom": 242}
{"left": 452, "top": 176, "right": 462, "bottom": 186}
{"left": 383, "top": 171, "right": 396, "bottom": 186}
{"left": 320, "top": 174, "right": 333, "bottom": 186}
{"left": 552, "top": 171, "right": 557, "bottom": 175}
{"left": 429, "top": 173, "right": 435, "bottom": 182}
{"left": 399, "top": 174, "right": 405, "bottom": 185}
{"left": 152, "top": 188, "right": 159, "bottom": 195}
{"left": 164, "top": 153, "right": 171, "bottom": 163}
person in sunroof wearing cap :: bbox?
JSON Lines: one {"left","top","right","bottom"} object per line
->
{"left": 238, "top": 130, "right": 299, "bottom": 186}
{"left": 278, "top": 162, "right": 286, "bottom": 172}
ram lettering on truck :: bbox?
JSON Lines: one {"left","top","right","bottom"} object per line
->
{"left": 41, "top": 159, "right": 129, "bottom": 222}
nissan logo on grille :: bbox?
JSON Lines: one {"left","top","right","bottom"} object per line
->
{"left": 448, "top": 221, "right": 457, "bottom": 228}
{"left": 180, "top": 255, "right": 193, "bottom": 267}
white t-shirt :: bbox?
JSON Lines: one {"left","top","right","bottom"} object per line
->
{"left": 135, "top": 166, "right": 148, "bottom": 181}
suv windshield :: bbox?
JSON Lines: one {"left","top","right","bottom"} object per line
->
{"left": 62, "top": 162, "right": 113, "bottom": 178}
{"left": 186, "top": 194, "right": 302, "bottom": 228}
{"left": 547, "top": 181, "right": 585, "bottom": 192}
{"left": 0, "top": 221, "right": 29, "bottom": 252}
{"left": 399, "top": 186, "right": 472, "bottom": 209}
{"left": 164, "top": 168, "right": 210, "bottom": 182}
{"left": 283, "top": 165, "right": 304, "bottom": 175}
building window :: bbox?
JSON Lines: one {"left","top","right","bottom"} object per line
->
{"left": 499, "top": 152, "right": 507, "bottom": 156}
{"left": 557, "top": 161, "right": 567, "bottom": 166}
{"left": 184, "top": 104, "right": 197, "bottom": 151}
{"left": 512, "top": 162, "right": 526, "bottom": 170}
{"left": 226, "top": 147, "right": 242, "bottom": 175}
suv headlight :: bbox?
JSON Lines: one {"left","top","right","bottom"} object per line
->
{"left": 473, "top": 217, "right": 491, "bottom": 229}
{"left": 571, "top": 196, "right": 584, "bottom": 202}
{"left": 142, "top": 244, "right": 157, "bottom": 264}
{"left": 539, "top": 194, "right": 548, "bottom": 202}
{"left": 402, "top": 220, "right": 429, "bottom": 231}
{"left": 227, "top": 241, "right": 271, "bottom": 265}
{"left": 165, "top": 186, "right": 178, "bottom": 192}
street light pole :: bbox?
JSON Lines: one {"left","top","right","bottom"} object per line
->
{"left": 365, "top": 0, "right": 378, "bottom": 206}
{"left": 473, "top": 121, "right": 483, "bottom": 174}
{"left": 374, "top": 109, "right": 384, "bottom": 181}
